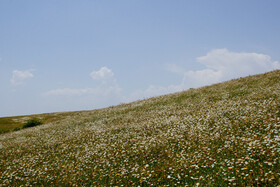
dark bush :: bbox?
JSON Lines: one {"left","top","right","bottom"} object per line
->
{"left": 23, "top": 119, "right": 42, "bottom": 129}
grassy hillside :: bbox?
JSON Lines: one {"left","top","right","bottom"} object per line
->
{"left": 0, "top": 70, "right": 279, "bottom": 186}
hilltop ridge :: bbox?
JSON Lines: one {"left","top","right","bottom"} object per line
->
{"left": 0, "top": 70, "right": 279, "bottom": 186}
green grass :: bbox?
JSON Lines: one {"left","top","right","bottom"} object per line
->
{"left": 0, "top": 70, "right": 280, "bottom": 186}
{"left": 0, "top": 111, "right": 81, "bottom": 134}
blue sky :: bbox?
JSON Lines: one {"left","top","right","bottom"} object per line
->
{"left": 1, "top": 0, "right": 280, "bottom": 117}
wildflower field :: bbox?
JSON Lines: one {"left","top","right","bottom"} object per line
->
{"left": 0, "top": 70, "right": 279, "bottom": 186}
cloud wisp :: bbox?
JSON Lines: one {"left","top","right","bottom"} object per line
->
{"left": 42, "top": 66, "right": 122, "bottom": 111}
{"left": 10, "top": 70, "right": 34, "bottom": 85}
{"left": 43, "top": 67, "right": 121, "bottom": 97}
{"left": 44, "top": 88, "right": 99, "bottom": 96}
{"left": 43, "top": 85, "right": 122, "bottom": 97}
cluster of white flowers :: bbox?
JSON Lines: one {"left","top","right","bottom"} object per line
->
{"left": 0, "top": 70, "right": 279, "bottom": 186}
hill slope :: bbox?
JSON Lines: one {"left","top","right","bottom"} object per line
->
{"left": 1, "top": 70, "right": 280, "bottom": 186}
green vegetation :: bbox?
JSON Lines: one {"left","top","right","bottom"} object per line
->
{"left": 22, "top": 119, "right": 42, "bottom": 129}
{"left": 0, "top": 70, "right": 279, "bottom": 186}
{"left": 0, "top": 112, "right": 79, "bottom": 134}
{"left": 0, "top": 117, "right": 21, "bottom": 134}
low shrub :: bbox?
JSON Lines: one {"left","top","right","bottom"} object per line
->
{"left": 23, "top": 119, "right": 42, "bottom": 129}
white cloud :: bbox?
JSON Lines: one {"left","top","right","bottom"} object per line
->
{"left": 10, "top": 69, "right": 34, "bottom": 85}
{"left": 90, "top": 66, "right": 114, "bottom": 80}
{"left": 183, "top": 48, "right": 280, "bottom": 88}
{"left": 197, "top": 48, "right": 280, "bottom": 75}
{"left": 128, "top": 49, "right": 280, "bottom": 101}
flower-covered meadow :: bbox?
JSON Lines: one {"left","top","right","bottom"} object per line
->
{"left": 0, "top": 70, "right": 279, "bottom": 186}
